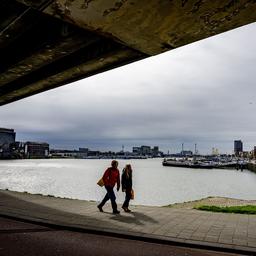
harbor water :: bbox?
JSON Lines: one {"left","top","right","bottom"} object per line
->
{"left": 0, "top": 158, "right": 256, "bottom": 206}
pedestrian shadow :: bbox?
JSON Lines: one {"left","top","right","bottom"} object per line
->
{"left": 109, "top": 211, "right": 158, "bottom": 226}
{"left": 0, "top": 190, "right": 158, "bottom": 232}
{"left": 130, "top": 212, "right": 158, "bottom": 224}
{"left": 0, "top": 190, "right": 130, "bottom": 231}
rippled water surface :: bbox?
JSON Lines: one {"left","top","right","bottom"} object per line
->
{"left": 0, "top": 158, "right": 256, "bottom": 206}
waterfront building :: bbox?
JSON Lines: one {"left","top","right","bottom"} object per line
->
{"left": 10, "top": 141, "right": 25, "bottom": 159}
{"left": 132, "top": 145, "right": 160, "bottom": 157}
{"left": 25, "top": 142, "right": 49, "bottom": 158}
{"left": 141, "top": 146, "right": 151, "bottom": 155}
{"left": 0, "top": 128, "right": 16, "bottom": 158}
{"left": 87, "top": 150, "right": 100, "bottom": 157}
{"left": 152, "top": 146, "right": 159, "bottom": 157}
{"left": 50, "top": 149, "right": 78, "bottom": 158}
{"left": 132, "top": 147, "right": 140, "bottom": 154}
{"left": 49, "top": 146, "right": 163, "bottom": 159}
{"left": 234, "top": 140, "right": 243, "bottom": 156}
{"left": 78, "top": 148, "right": 89, "bottom": 158}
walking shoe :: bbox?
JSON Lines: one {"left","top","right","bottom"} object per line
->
{"left": 97, "top": 205, "right": 103, "bottom": 212}
{"left": 122, "top": 206, "right": 131, "bottom": 213}
{"left": 122, "top": 206, "right": 128, "bottom": 212}
{"left": 113, "top": 210, "right": 120, "bottom": 214}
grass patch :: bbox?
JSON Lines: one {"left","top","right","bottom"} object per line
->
{"left": 195, "top": 205, "right": 256, "bottom": 214}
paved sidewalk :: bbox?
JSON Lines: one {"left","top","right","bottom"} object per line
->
{"left": 1, "top": 190, "right": 256, "bottom": 254}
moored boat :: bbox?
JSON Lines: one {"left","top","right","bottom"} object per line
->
{"left": 162, "top": 159, "right": 248, "bottom": 169}
{"left": 162, "top": 159, "right": 215, "bottom": 169}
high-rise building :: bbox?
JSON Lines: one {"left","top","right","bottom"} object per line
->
{"left": 234, "top": 140, "right": 243, "bottom": 156}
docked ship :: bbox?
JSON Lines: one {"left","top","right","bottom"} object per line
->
{"left": 162, "top": 159, "right": 215, "bottom": 169}
{"left": 162, "top": 158, "right": 247, "bottom": 169}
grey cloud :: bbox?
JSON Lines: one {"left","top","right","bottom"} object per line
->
{"left": 0, "top": 22, "right": 256, "bottom": 154}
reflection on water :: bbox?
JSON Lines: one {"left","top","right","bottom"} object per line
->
{"left": 0, "top": 158, "right": 256, "bottom": 206}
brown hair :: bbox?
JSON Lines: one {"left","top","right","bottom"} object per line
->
{"left": 111, "top": 160, "right": 118, "bottom": 167}
{"left": 124, "top": 164, "right": 132, "bottom": 175}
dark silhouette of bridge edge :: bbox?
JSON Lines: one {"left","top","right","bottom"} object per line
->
{"left": 0, "top": 0, "right": 256, "bottom": 105}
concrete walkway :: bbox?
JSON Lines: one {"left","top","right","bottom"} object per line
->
{"left": 1, "top": 190, "right": 256, "bottom": 254}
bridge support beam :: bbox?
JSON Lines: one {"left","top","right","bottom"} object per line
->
{"left": 0, "top": 0, "right": 256, "bottom": 105}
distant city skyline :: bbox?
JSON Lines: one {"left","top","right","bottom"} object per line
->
{"left": 10, "top": 128, "right": 254, "bottom": 154}
{"left": 0, "top": 22, "right": 256, "bottom": 154}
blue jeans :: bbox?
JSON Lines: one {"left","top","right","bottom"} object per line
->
{"left": 99, "top": 186, "right": 117, "bottom": 212}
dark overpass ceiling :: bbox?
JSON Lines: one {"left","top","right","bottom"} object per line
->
{"left": 0, "top": 0, "right": 256, "bottom": 106}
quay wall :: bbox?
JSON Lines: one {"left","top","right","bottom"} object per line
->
{"left": 248, "top": 163, "right": 256, "bottom": 174}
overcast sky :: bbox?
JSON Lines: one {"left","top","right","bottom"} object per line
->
{"left": 0, "top": 23, "right": 256, "bottom": 154}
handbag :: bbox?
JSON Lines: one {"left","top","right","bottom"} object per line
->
{"left": 97, "top": 168, "right": 112, "bottom": 187}
{"left": 97, "top": 177, "right": 104, "bottom": 187}
{"left": 131, "top": 189, "right": 135, "bottom": 200}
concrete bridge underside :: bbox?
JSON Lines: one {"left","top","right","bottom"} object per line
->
{"left": 0, "top": 0, "right": 256, "bottom": 106}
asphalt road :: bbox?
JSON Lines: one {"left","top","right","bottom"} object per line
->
{"left": 0, "top": 216, "right": 246, "bottom": 256}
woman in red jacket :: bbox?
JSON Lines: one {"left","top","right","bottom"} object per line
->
{"left": 97, "top": 160, "right": 120, "bottom": 214}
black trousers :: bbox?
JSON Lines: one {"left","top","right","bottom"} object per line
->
{"left": 122, "top": 188, "right": 132, "bottom": 208}
{"left": 99, "top": 186, "right": 117, "bottom": 212}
